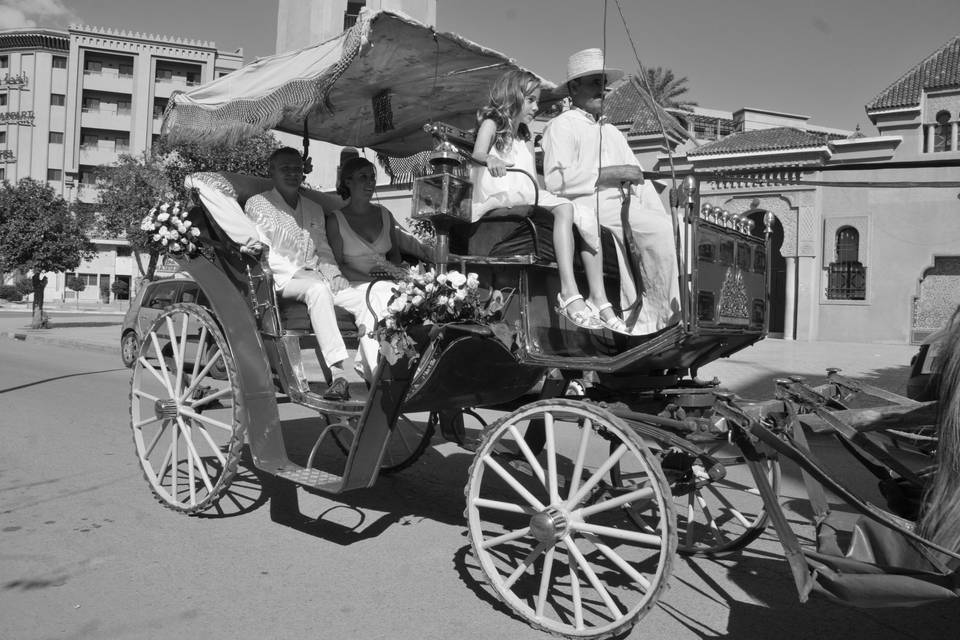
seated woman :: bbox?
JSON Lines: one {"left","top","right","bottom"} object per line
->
{"left": 326, "top": 156, "right": 409, "bottom": 283}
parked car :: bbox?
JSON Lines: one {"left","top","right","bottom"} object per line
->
{"left": 120, "top": 276, "right": 225, "bottom": 378}
{"left": 906, "top": 306, "right": 959, "bottom": 401}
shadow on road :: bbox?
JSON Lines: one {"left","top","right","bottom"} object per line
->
{"left": 0, "top": 368, "right": 126, "bottom": 394}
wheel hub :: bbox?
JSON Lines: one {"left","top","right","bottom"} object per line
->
{"left": 154, "top": 398, "right": 180, "bottom": 420}
{"left": 529, "top": 506, "right": 569, "bottom": 543}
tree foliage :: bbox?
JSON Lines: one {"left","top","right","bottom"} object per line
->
{"left": 640, "top": 67, "right": 697, "bottom": 110}
{"left": 0, "top": 178, "right": 96, "bottom": 326}
{"left": 96, "top": 132, "right": 278, "bottom": 280}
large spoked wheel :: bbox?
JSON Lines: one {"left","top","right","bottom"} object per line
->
{"left": 130, "top": 303, "right": 244, "bottom": 514}
{"left": 466, "top": 399, "right": 676, "bottom": 638}
{"left": 615, "top": 433, "right": 780, "bottom": 557}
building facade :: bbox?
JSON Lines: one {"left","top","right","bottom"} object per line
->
{"left": 0, "top": 25, "right": 242, "bottom": 303}
{"left": 632, "top": 35, "right": 960, "bottom": 344}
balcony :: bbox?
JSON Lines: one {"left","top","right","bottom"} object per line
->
{"left": 80, "top": 106, "right": 132, "bottom": 132}
{"left": 79, "top": 140, "right": 130, "bottom": 166}
{"left": 154, "top": 75, "right": 202, "bottom": 99}
{"left": 82, "top": 68, "right": 134, "bottom": 94}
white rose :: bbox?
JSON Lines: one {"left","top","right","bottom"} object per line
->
{"left": 411, "top": 294, "right": 424, "bottom": 306}
{"left": 156, "top": 212, "right": 170, "bottom": 222}
{"left": 424, "top": 283, "right": 436, "bottom": 294}
{"left": 190, "top": 228, "right": 200, "bottom": 237}
{"left": 158, "top": 227, "right": 169, "bottom": 238}
{"left": 160, "top": 237, "right": 169, "bottom": 246}
{"left": 152, "top": 233, "right": 161, "bottom": 241}
{"left": 436, "top": 295, "right": 448, "bottom": 306}
{"left": 435, "top": 273, "right": 447, "bottom": 285}
{"left": 454, "top": 288, "right": 467, "bottom": 300}
{"left": 447, "top": 271, "right": 466, "bottom": 288}
{"left": 182, "top": 220, "right": 192, "bottom": 229}
{"left": 388, "top": 294, "right": 408, "bottom": 313}
{"left": 171, "top": 242, "right": 182, "bottom": 252}
{"left": 159, "top": 203, "right": 170, "bottom": 212}
{"left": 385, "top": 318, "right": 396, "bottom": 329}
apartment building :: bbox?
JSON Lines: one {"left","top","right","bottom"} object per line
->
{"left": 0, "top": 25, "right": 242, "bottom": 302}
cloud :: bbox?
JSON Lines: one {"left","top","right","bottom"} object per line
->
{"left": 0, "top": 0, "right": 78, "bottom": 29}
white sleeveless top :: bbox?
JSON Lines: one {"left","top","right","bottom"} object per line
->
{"left": 330, "top": 206, "right": 393, "bottom": 282}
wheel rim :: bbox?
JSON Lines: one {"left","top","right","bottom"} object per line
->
{"left": 121, "top": 332, "right": 139, "bottom": 367}
{"left": 466, "top": 399, "right": 675, "bottom": 638}
{"left": 380, "top": 413, "right": 434, "bottom": 474}
{"left": 130, "top": 304, "right": 244, "bottom": 514}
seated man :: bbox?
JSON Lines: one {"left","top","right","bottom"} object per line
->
{"left": 542, "top": 48, "right": 681, "bottom": 335}
{"left": 244, "top": 147, "right": 392, "bottom": 398}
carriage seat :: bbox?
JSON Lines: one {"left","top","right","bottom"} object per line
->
{"left": 450, "top": 205, "right": 620, "bottom": 276}
{"left": 185, "top": 171, "right": 359, "bottom": 337}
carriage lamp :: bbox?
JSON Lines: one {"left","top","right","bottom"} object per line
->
{"left": 763, "top": 211, "right": 776, "bottom": 235}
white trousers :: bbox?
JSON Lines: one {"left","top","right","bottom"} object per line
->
{"left": 279, "top": 277, "right": 393, "bottom": 379}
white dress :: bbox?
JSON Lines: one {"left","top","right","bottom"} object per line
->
{"left": 470, "top": 139, "right": 599, "bottom": 251}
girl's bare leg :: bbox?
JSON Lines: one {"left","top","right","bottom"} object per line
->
{"left": 581, "top": 246, "right": 620, "bottom": 324}
{"left": 553, "top": 204, "right": 587, "bottom": 312}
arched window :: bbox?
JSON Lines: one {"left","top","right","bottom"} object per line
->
{"left": 934, "top": 110, "right": 952, "bottom": 152}
{"left": 827, "top": 226, "right": 866, "bottom": 300}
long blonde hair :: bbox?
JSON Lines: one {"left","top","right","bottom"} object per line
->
{"left": 917, "top": 311, "right": 960, "bottom": 555}
{"left": 476, "top": 69, "right": 540, "bottom": 152}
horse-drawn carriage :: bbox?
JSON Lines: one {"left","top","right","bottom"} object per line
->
{"left": 130, "top": 10, "right": 958, "bottom": 638}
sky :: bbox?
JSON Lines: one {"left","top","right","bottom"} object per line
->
{"left": 3, "top": 0, "right": 959, "bottom": 133}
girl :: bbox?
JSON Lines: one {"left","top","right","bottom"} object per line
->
{"left": 471, "top": 70, "right": 626, "bottom": 333}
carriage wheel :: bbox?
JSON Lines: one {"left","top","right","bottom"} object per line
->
{"left": 130, "top": 303, "right": 244, "bottom": 514}
{"left": 332, "top": 412, "right": 434, "bottom": 474}
{"left": 466, "top": 399, "right": 676, "bottom": 638}
{"left": 614, "top": 435, "right": 780, "bottom": 557}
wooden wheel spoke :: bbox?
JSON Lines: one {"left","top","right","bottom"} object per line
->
{"left": 193, "top": 424, "right": 228, "bottom": 466}
{"left": 187, "top": 386, "right": 231, "bottom": 410}
{"left": 149, "top": 332, "right": 176, "bottom": 396}
{"left": 156, "top": 434, "right": 175, "bottom": 481}
{"left": 173, "top": 315, "right": 190, "bottom": 392}
{"left": 705, "top": 484, "right": 755, "bottom": 528}
{"left": 180, "top": 358, "right": 220, "bottom": 402}
{"left": 566, "top": 444, "right": 627, "bottom": 508}
{"left": 191, "top": 325, "right": 208, "bottom": 380}
{"left": 179, "top": 406, "right": 234, "bottom": 433}
{"left": 578, "top": 486, "right": 656, "bottom": 519}
{"left": 571, "top": 521, "right": 662, "bottom": 547}
{"left": 544, "top": 411, "right": 560, "bottom": 504}
{"left": 694, "top": 494, "right": 727, "bottom": 543}
{"left": 482, "top": 454, "right": 547, "bottom": 511}
{"left": 535, "top": 545, "right": 556, "bottom": 618}
{"left": 567, "top": 418, "right": 593, "bottom": 499}
{"left": 481, "top": 526, "right": 531, "bottom": 550}
{"left": 562, "top": 535, "right": 623, "bottom": 620}
{"left": 143, "top": 419, "right": 171, "bottom": 458}
{"left": 139, "top": 354, "right": 170, "bottom": 390}
{"left": 179, "top": 417, "right": 215, "bottom": 494}
{"left": 132, "top": 388, "right": 161, "bottom": 403}
{"left": 506, "top": 424, "right": 546, "bottom": 487}
{"left": 473, "top": 497, "right": 535, "bottom": 515}
{"left": 581, "top": 532, "right": 652, "bottom": 592}
{"left": 568, "top": 547, "right": 584, "bottom": 630}
{"left": 503, "top": 540, "right": 550, "bottom": 589}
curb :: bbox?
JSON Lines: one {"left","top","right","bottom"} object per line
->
{"left": 0, "top": 330, "right": 119, "bottom": 356}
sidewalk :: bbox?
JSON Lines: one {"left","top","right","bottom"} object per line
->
{"left": 0, "top": 300, "right": 919, "bottom": 396}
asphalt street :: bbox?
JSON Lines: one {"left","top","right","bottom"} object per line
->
{"left": 1, "top": 311, "right": 956, "bottom": 639}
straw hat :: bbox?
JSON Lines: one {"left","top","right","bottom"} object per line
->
{"left": 565, "top": 48, "right": 623, "bottom": 84}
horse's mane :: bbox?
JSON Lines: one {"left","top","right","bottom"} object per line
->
{"left": 917, "top": 309, "right": 960, "bottom": 553}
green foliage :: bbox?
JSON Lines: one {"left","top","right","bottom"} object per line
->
{"left": 14, "top": 276, "right": 32, "bottom": 296}
{"left": 0, "top": 284, "right": 21, "bottom": 301}
{"left": 0, "top": 178, "right": 96, "bottom": 277}
{"left": 66, "top": 276, "right": 86, "bottom": 293}
{"left": 641, "top": 67, "right": 696, "bottom": 110}
{"left": 110, "top": 279, "right": 129, "bottom": 297}
{"left": 95, "top": 132, "right": 278, "bottom": 279}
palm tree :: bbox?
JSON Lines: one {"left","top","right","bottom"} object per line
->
{"left": 639, "top": 67, "right": 697, "bottom": 110}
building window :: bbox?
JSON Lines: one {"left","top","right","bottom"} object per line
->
{"left": 51, "top": 93, "right": 65, "bottom": 106}
{"left": 52, "top": 56, "right": 67, "bottom": 69}
{"left": 0, "top": 131, "right": 5, "bottom": 144}
{"left": 826, "top": 226, "right": 866, "bottom": 300}
{"left": 933, "top": 110, "right": 952, "bottom": 152}
{"left": 344, "top": 1, "right": 365, "bottom": 29}
{"left": 0, "top": 56, "right": 7, "bottom": 69}
{"left": 49, "top": 131, "right": 64, "bottom": 144}
{"left": 47, "top": 169, "right": 63, "bottom": 182}
{"left": 0, "top": 167, "right": 5, "bottom": 180}
{"left": 0, "top": 94, "right": 6, "bottom": 106}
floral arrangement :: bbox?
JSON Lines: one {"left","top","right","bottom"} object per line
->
{"left": 371, "top": 265, "right": 510, "bottom": 364}
{"left": 140, "top": 201, "right": 201, "bottom": 257}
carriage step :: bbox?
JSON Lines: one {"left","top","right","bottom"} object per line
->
{"left": 269, "top": 463, "right": 344, "bottom": 492}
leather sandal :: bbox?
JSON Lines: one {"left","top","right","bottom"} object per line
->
{"left": 322, "top": 376, "right": 351, "bottom": 401}
{"left": 585, "top": 300, "right": 631, "bottom": 334}
{"left": 557, "top": 293, "right": 603, "bottom": 330}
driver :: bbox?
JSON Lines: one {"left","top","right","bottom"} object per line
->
{"left": 244, "top": 147, "right": 392, "bottom": 399}
{"left": 541, "top": 48, "right": 680, "bottom": 335}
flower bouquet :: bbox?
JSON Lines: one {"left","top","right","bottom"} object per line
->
{"left": 140, "top": 201, "right": 201, "bottom": 257}
{"left": 372, "top": 265, "right": 510, "bottom": 364}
